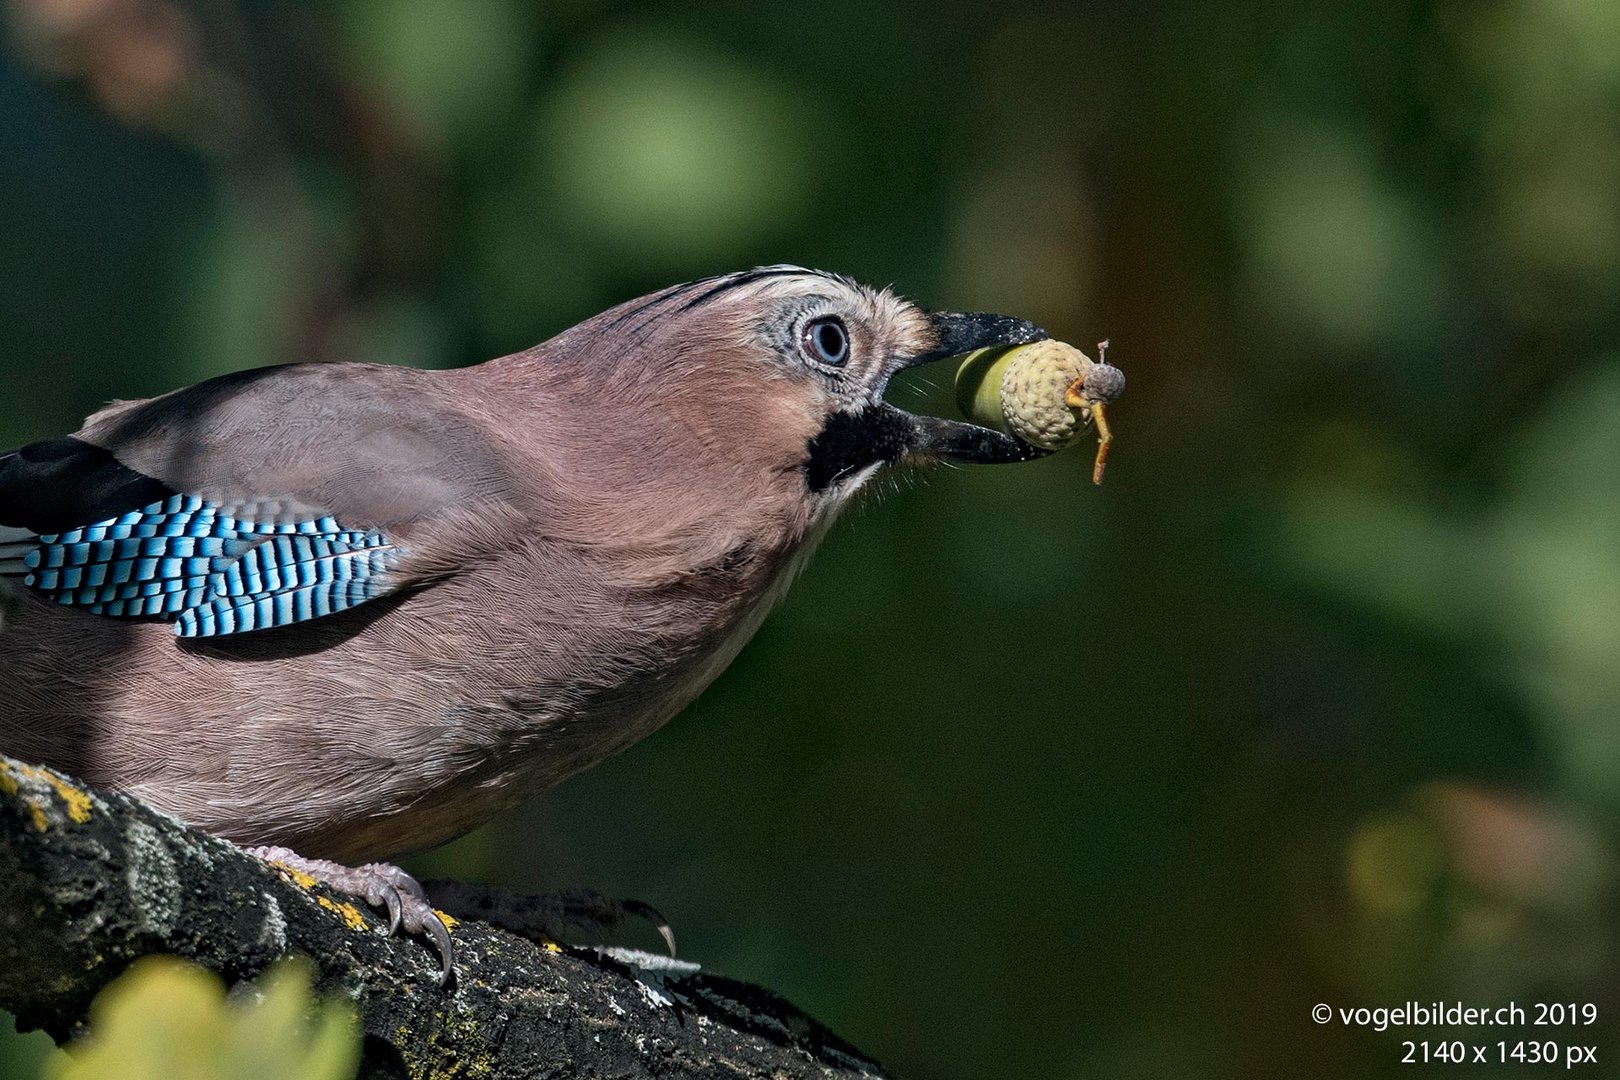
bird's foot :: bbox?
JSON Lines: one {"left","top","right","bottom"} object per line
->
{"left": 424, "top": 880, "right": 676, "bottom": 957}
{"left": 249, "top": 845, "right": 455, "bottom": 984}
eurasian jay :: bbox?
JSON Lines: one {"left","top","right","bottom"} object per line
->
{"left": 0, "top": 266, "right": 1064, "bottom": 976}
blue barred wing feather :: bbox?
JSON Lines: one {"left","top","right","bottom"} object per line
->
{"left": 13, "top": 494, "right": 403, "bottom": 637}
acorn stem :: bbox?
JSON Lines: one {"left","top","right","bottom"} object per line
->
{"left": 1064, "top": 383, "right": 1114, "bottom": 485}
{"left": 1090, "top": 402, "right": 1113, "bottom": 485}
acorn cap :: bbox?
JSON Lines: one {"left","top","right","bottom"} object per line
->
{"left": 999, "top": 340, "right": 1092, "bottom": 450}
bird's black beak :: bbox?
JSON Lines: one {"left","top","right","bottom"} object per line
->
{"left": 895, "top": 311, "right": 1053, "bottom": 465}
{"left": 905, "top": 311, "right": 1050, "bottom": 369}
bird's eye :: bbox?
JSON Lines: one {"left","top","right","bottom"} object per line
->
{"left": 801, "top": 316, "right": 850, "bottom": 367}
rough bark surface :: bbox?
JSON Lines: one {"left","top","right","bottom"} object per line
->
{"left": 0, "top": 754, "right": 886, "bottom": 1079}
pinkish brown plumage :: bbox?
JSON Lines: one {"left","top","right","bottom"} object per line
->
{"left": 0, "top": 267, "right": 1053, "bottom": 973}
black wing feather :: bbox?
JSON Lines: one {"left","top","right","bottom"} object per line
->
{"left": 0, "top": 438, "right": 176, "bottom": 535}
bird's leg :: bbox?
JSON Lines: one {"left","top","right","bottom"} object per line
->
{"left": 249, "top": 845, "right": 455, "bottom": 984}
{"left": 423, "top": 880, "right": 676, "bottom": 958}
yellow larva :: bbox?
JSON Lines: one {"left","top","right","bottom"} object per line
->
{"left": 954, "top": 339, "right": 1124, "bottom": 483}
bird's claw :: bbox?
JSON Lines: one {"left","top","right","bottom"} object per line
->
{"left": 249, "top": 846, "right": 456, "bottom": 985}
{"left": 424, "top": 880, "right": 675, "bottom": 957}
{"left": 372, "top": 876, "right": 403, "bottom": 935}
{"left": 620, "top": 898, "right": 677, "bottom": 957}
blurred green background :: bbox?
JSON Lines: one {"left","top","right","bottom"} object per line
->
{"left": 2, "top": 0, "right": 1618, "bottom": 1077}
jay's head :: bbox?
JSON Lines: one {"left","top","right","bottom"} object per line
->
{"left": 542, "top": 266, "right": 1050, "bottom": 506}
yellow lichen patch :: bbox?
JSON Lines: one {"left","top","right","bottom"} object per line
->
{"left": 542, "top": 940, "right": 563, "bottom": 955}
{"left": 275, "top": 866, "right": 320, "bottom": 890}
{"left": 316, "top": 895, "right": 370, "bottom": 932}
{"left": 1, "top": 762, "right": 93, "bottom": 827}
{"left": 432, "top": 910, "right": 459, "bottom": 930}
{"left": 1, "top": 764, "right": 50, "bottom": 831}
{"left": 42, "top": 773, "right": 92, "bottom": 823}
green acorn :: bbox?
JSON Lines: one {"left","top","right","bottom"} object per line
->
{"left": 954, "top": 338, "right": 1124, "bottom": 483}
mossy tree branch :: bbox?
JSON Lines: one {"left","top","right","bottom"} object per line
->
{"left": 0, "top": 754, "right": 885, "bottom": 1079}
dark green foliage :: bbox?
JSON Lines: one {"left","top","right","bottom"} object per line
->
{"left": 2, "top": 1, "right": 1617, "bottom": 1076}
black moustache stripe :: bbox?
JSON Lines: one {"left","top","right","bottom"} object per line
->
{"left": 803, "top": 407, "right": 914, "bottom": 493}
